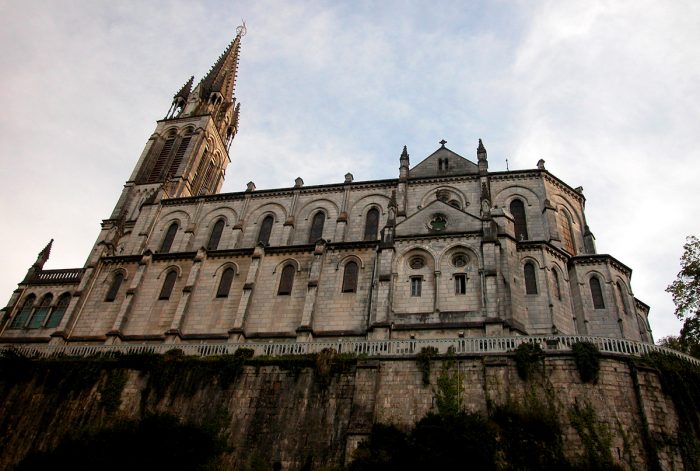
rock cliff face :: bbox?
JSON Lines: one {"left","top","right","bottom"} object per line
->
{"left": 0, "top": 353, "right": 692, "bottom": 470}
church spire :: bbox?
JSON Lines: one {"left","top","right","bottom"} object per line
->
{"left": 198, "top": 23, "right": 245, "bottom": 103}
{"left": 22, "top": 239, "right": 53, "bottom": 283}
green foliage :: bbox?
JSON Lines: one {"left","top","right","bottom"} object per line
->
{"left": 16, "top": 413, "right": 226, "bottom": 470}
{"left": 434, "top": 357, "right": 462, "bottom": 416}
{"left": 416, "top": 346, "right": 438, "bottom": 386}
{"left": 514, "top": 342, "right": 544, "bottom": 381}
{"left": 492, "top": 403, "right": 569, "bottom": 470}
{"left": 571, "top": 341, "right": 600, "bottom": 383}
{"left": 641, "top": 353, "right": 700, "bottom": 471}
{"left": 349, "top": 423, "right": 411, "bottom": 471}
{"left": 569, "top": 400, "right": 621, "bottom": 470}
{"left": 666, "top": 235, "right": 700, "bottom": 321}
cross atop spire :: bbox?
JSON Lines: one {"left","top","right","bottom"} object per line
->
{"left": 439, "top": 139, "right": 447, "bottom": 148}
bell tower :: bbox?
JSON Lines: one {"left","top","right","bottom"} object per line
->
{"left": 107, "top": 25, "right": 245, "bottom": 227}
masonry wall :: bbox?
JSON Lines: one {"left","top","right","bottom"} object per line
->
{"left": 0, "top": 353, "right": 689, "bottom": 470}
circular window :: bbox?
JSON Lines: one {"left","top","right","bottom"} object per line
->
{"left": 429, "top": 214, "right": 448, "bottom": 232}
{"left": 452, "top": 254, "right": 468, "bottom": 268}
{"left": 409, "top": 256, "right": 425, "bottom": 270}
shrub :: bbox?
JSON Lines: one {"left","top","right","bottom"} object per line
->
{"left": 514, "top": 342, "right": 544, "bottom": 380}
{"left": 572, "top": 341, "right": 600, "bottom": 383}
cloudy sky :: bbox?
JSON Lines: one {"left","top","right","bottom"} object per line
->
{"left": 0, "top": 1, "right": 697, "bottom": 339}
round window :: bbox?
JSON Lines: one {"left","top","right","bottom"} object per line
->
{"left": 452, "top": 254, "right": 468, "bottom": 268}
{"left": 409, "top": 256, "right": 425, "bottom": 270}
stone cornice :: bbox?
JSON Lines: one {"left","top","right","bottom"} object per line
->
{"left": 569, "top": 254, "right": 632, "bottom": 278}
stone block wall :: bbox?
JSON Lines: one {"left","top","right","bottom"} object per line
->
{"left": 0, "top": 353, "right": 691, "bottom": 470}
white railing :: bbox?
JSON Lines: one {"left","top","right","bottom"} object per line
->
{"left": 1, "top": 336, "right": 698, "bottom": 366}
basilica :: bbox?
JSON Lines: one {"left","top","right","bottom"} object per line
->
{"left": 0, "top": 28, "right": 653, "bottom": 346}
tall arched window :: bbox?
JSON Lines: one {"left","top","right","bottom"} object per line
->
{"left": 590, "top": 277, "right": 605, "bottom": 309}
{"left": 342, "top": 261, "right": 359, "bottom": 293}
{"left": 364, "top": 208, "right": 379, "bottom": 241}
{"left": 277, "top": 265, "right": 295, "bottom": 295}
{"left": 216, "top": 267, "right": 235, "bottom": 298}
{"left": 159, "top": 270, "right": 178, "bottom": 300}
{"left": 28, "top": 294, "right": 53, "bottom": 328}
{"left": 105, "top": 272, "right": 124, "bottom": 302}
{"left": 160, "top": 222, "right": 178, "bottom": 253}
{"left": 166, "top": 132, "right": 192, "bottom": 179}
{"left": 308, "top": 212, "right": 325, "bottom": 243}
{"left": 207, "top": 219, "right": 225, "bottom": 251}
{"left": 552, "top": 269, "right": 562, "bottom": 300}
{"left": 258, "top": 215, "right": 274, "bottom": 245}
{"left": 524, "top": 262, "right": 538, "bottom": 295}
{"left": 191, "top": 149, "right": 209, "bottom": 194}
{"left": 560, "top": 209, "right": 576, "bottom": 254}
{"left": 510, "top": 199, "right": 528, "bottom": 241}
{"left": 147, "top": 135, "right": 176, "bottom": 183}
{"left": 616, "top": 282, "right": 628, "bottom": 315}
{"left": 46, "top": 293, "right": 71, "bottom": 328}
{"left": 10, "top": 295, "right": 35, "bottom": 329}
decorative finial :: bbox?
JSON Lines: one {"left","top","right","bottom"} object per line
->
{"left": 401, "top": 145, "right": 409, "bottom": 158}
{"left": 344, "top": 173, "right": 354, "bottom": 183}
{"left": 294, "top": 177, "right": 304, "bottom": 188}
{"left": 477, "top": 139, "right": 486, "bottom": 153}
{"left": 537, "top": 159, "right": 545, "bottom": 170}
{"left": 439, "top": 139, "right": 447, "bottom": 148}
{"left": 236, "top": 21, "right": 247, "bottom": 37}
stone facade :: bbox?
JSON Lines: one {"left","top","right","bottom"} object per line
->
{"left": 0, "top": 29, "right": 653, "bottom": 347}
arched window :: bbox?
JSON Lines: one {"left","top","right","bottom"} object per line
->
{"left": 560, "top": 209, "right": 576, "bottom": 254}
{"left": 308, "top": 212, "right": 325, "bottom": 243}
{"left": 258, "top": 215, "right": 274, "bottom": 245}
{"left": 10, "top": 295, "right": 35, "bottom": 329}
{"left": 28, "top": 294, "right": 53, "bottom": 329}
{"left": 364, "top": 208, "right": 379, "bottom": 241}
{"left": 207, "top": 219, "right": 225, "bottom": 251}
{"left": 166, "top": 133, "right": 192, "bottom": 179}
{"left": 216, "top": 267, "right": 235, "bottom": 298}
{"left": 160, "top": 222, "right": 178, "bottom": 253}
{"left": 616, "top": 282, "right": 628, "bottom": 315}
{"left": 552, "top": 270, "right": 562, "bottom": 300}
{"left": 105, "top": 272, "right": 124, "bottom": 302}
{"left": 159, "top": 270, "right": 178, "bottom": 300}
{"left": 147, "top": 136, "right": 176, "bottom": 183}
{"left": 510, "top": 199, "right": 528, "bottom": 241}
{"left": 342, "top": 261, "right": 359, "bottom": 293}
{"left": 524, "top": 262, "right": 537, "bottom": 295}
{"left": 191, "top": 149, "right": 209, "bottom": 194}
{"left": 590, "top": 277, "right": 605, "bottom": 309}
{"left": 277, "top": 265, "right": 295, "bottom": 295}
{"left": 46, "top": 293, "right": 71, "bottom": 328}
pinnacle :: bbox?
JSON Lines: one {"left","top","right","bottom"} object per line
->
{"left": 174, "top": 76, "right": 194, "bottom": 101}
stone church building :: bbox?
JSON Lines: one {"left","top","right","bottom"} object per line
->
{"left": 0, "top": 28, "right": 653, "bottom": 347}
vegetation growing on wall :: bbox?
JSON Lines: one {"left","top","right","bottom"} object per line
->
{"left": 514, "top": 342, "right": 544, "bottom": 380}
{"left": 641, "top": 352, "right": 700, "bottom": 471}
{"left": 571, "top": 341, "right": 600, "bottom": 383}
{"left": 416, "top": 346, "right": 438, "bottom": 386}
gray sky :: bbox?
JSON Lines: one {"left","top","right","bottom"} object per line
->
{"left": 0, "top": 0, "right": 697, "bottom": 340}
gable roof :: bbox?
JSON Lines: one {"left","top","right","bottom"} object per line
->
{"left": 394, "top": 199, "right": 482, "bottom": 237}
{"left": 410, "top": 145, "right": 479, "bottom": 179}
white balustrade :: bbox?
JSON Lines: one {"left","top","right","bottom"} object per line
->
{"left": 1, "top": 336, "right": 698, "bottom": 366}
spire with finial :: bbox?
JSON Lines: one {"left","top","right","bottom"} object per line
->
{"left": 399, "top": 145, "right": 410, "bottom": 181}
{"left": 477, "top": 138, "right": 488, "bottom": 173}
{"left": 22, "top": 239, "right": 53, "bottom": 283}
{"left": 198, "top": 22, "right": 246, "bottom": 102}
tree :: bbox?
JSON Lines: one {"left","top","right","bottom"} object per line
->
{"left": 663, "top": 236, "right": 700, "bottom": 356}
